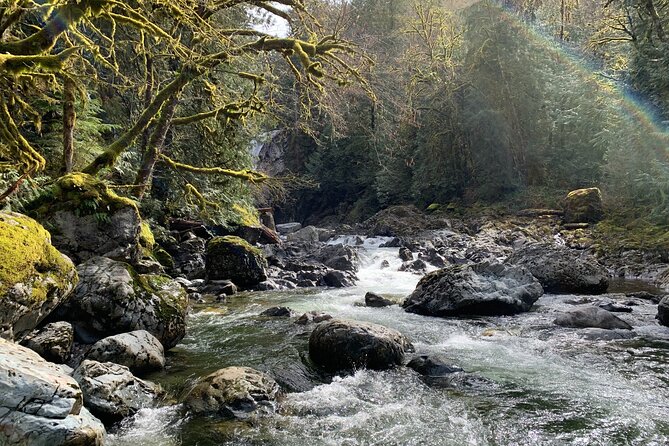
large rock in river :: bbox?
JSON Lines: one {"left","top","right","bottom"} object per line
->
{"left": 25, "top": 173, "right": 143, "bottom": 265}
{"left": 564, "top": 187, "right": 604, "bottom": 224}
{"left": 50, "top": 257, "right": 188, "bottom": 349}
{"left": 86, "top": 330, "right": 165, "bottom": 375}
{"left": 657, "top": 296, "right": 669, "bottom": 327}
{"left": 554, "top": 307, "right": 632, "bottom": 330}
{"left": 0, "top": 212, "right": 78, "bottom": 340}
{"left": 184, "top": 366, "right": 279, "bottom": 419}
{"left": 506, "top": 244, "right": 609, "bottom": 294}
{"left": 309, "top": 319, "right": 413, "bottom": 373}
{"left": 403, "top": 262, "right": 543, "bottom": 317}
{"left": 206, "top": 236, "right": 267, "bottom": 288}
{"left": 0, "top": 338, "right": 105, "bottom": 445}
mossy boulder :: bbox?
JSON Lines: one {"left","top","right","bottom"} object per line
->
{"left": 0, "top": 212, "right": 78, "bottom": 340}
{"left": 564, "top": 188, "right": 604, "bottom": 224}
{"left": 25, "top": 173, "right": 143, "bottom": 264}
{"left": 50, "top": 257, "right": 188, "bottom": 349}
{"left": 206, "top": 236, "right": 267, "bottom": 289}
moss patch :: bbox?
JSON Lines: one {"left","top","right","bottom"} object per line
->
{"left": 208, "top": 235, "right": 263, "bottom": 257}
{"left": 593, "top": 219, "right": 669, "bottom": 257}
{"left": 139, "top": 221, "right": 156, "bottom": 249}
{"left": 0, "top": 212, "right": 76, "bottom": 303}
{"left": 231, "top": 203, "right": 260, "bottom": 228}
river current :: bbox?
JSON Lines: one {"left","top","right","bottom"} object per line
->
{"left": 108, "top": 238, "right": 669, "bottom": 446}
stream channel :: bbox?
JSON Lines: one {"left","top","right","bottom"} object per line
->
{"left": 109, "top": 237, "right": 669, "bottom": 446}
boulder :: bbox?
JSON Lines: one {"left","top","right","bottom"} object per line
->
{"left": 259, "top": 307, "right": 294, "bottom": 317}
{"left": 0, "top": 212, "right": 78, "bottom": 340}
{"left": 206, "top": 236, "right": 267, "bottom": 289}
{"left": 506, "top": 244, "right": 609, "bottom": 294}
{"left": 554, "top": 307, "right": 632, "bottom": 330}
{"left": 276, "top": 222, "right": 302, "bottom": 234}
{"left": 309, "top": 319, "right": 413, "bottom": 373}
{"left": 407, "top": 355, "right": 464, "bottom": 377}
{"left": 564, "top": 187, "right": 604, "bottom": 224}
{"left": 0, "top": 338, "right": 105, "bottom": 445}
{"left": 73, "top": 360, "right": 161, "bottom": 425}
{"left": 184, "top": 367, "right": 279, "bottom": 419}
{"left": 323, "top": 270, "right": 354, "bottom": 288}
{"left": 50, "top": 257, "right": 188, "bottom": 349}
{"left": 86, "top": 331, "right": 165, "bottom": 375}
{"left": 365, "top": 292, "right": 394, "bottom": 308}
{"left": 315, "top": 244, "right": 359, "bottom": 272}
{"left": 295, "top": 312, "right": 333, "bottom": 325}
{"left": 403, "top": 262, "right": 543, "bottom": 317}
{"left": 170, "top": 237, "right": 206, "bottom": 279}
{"left": 657, "top": 296, "right": 669, "bottom": 327}
{"left": 25, "top": 174, "right": 142, "bottom": 264}
{"left": 286, "top": 226, "right": 320, "bottom": 243}
{"left": 20, "top": 322, "right": 73, "bottom": 364}
{"left": 399, "top": 247, "right": 413, "bottom": 262}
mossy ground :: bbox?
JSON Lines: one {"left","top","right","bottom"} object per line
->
{"left": 593, "top": 219, "right": 669, "bottom": 257}
{"left": 0, "top": 212, "right": 75, "bottom": 303}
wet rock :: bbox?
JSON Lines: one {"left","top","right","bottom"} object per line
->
{"left": 323, "top": 270, "right": 354, "bottom": 288}
{"left": 658, "top": 296, "right": 669, "bottom": 327}
{"left": 407, "top": 355, "right": 464, "bottom": 376}
{"left": 86, "top": 331, "right": 165, "bottom": 375}
{"left": 200, "top": 279, "right": 237, "bottom": 296}
{"left": 315, "top": 244, "right": 359, "bottom": 272}
{"left": 626, "top": 291, "right": 663, "bottom": 304}
{"left": 564, "top": 187, "right": 603, "bottom": 224}
{"left": 399, "top": 259, "right": 428, "bottom": 273}
{"left": 206, "top": 236, "right": 267, "bottom": 289}
{"left": 286, "top": 226, "right": 320, "bottom": 243}
{"left": 20, "top": 321, "right": 73, "bottom": 364}
{"left": 276, "top": 222, "right": 302, "bottom": 234}
{"left": 365, "top": 292, "right": 394, "bottom": 308}
{"left": 295, "top": 312, "right": 333, "bottom": 325}
{"left": 260, "top": 307, "right": 294, "bottom": 317}
{"left": 256, "top": 279, "right": 281, "bottom": 291}
{"left": 506, "top": 244, "right": 609, "bottom": 294}
{"left": 577, "top": 328, "right": 636, "bottom": 341}
{"left": 554, "top": 307, "right": 632, "bottom": 330}
{"left": 399, "top": 247, "right": 413, "bottom": 262}
{"left": 403, "top": 262, "right": 543, "bottom": 317}
{"left": 380, "top": 237, "right": 403, "bottom": 248}
{"left": 50, "top": 257, "right": 188, "bottom": 349}
{"left": 380, "top": 260, "right": 391, "bottom": 269}
{"left": 309, "top": 319, "right": 413, "bottom": 373}
{"left": 597, "top": 301, "right": 633, "bottom": 313}
{"left": 73, "top": 360, "right": 161, "bottom": 425}
{"left": 184, "top": 367, "right": 279, "bottom": 419}
{"left": 0, "top": 212, "right": 78, "bottom": 340}
{"left": 0, "top": 338, "right": 106, "bottom": 445}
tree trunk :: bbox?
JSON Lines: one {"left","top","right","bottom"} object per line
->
{"left": 62, "top": 77, "right": 76, "bottom": 173}
{"left": 133, "top": 94, "right": 179, "bottom": 199}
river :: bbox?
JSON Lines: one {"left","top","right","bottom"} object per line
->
{"left": 108, "top": 237, "right": 669, "bottom": 446}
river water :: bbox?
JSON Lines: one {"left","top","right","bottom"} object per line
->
{"left": 109, "top": 238, "right": 669, "bottom": 446}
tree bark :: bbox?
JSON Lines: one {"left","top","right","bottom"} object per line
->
{"left": 62, "top": 77, "right": 76, "bottom": 173}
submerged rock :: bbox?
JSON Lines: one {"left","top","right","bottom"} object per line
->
{"left": 403, "top": 262, "right": 543, "bottom": 317}
{"left": 20, "top": 321, "right": 74, "bottom": 364}
{"left": 260, "top": 307, "right": 294, "bottom": 317}
{"left": 406, "top": 355, "right": 464, "bottom": 376}
{"left": 86, "top": 330, "right": 165, "bottom": 375}
{"left": 309, "top": 319, "right": 413, "bottom": 373}
{"left": 206, "top": 236, "right": 267, "bottom": 289}
{"left": 50, "top": 257, "right": 188, "bottom": 349}
{"left": 554, "top": 307, "right": 632, "bottom": 330}
{"left": 184, "top": 366, "right": 279, "bottom": 419}
{"left": 73, "top": 360, "right": 161, "bottom": 425}
{"left": 365, "top": 292, "right": 394, "bottom": 308}
{"left": 564, "top": 187, "right": 604, "bottom": 224}
{"left": 295, "top": 312, "right": 333, "bottom": 325}
{"left": 506, "top": 244, "right": 609, "bottom": 294}
{"left": 658, "top": 296, "right": 669, "bottom": 327}
{"left": 0, "top": 212, "right": 78, "bottom": 340}
{"left": 0, "top": 338, "right": 106, "bottom": 445}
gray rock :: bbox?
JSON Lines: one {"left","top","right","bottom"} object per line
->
{"left": 260, "top": 307, "right": 294, "bottom": 317}
{"left": 86, "top": 331, "right": 165, "bottom": 375}
{"left": 658, "top": 296, "right": 669, "bottom": 327}
{"left": 506, "top": 244, "right": 608, "bottom": 294}
{"left": 407, "top": 355, "right": 464, "bottom": 376}
{"left": 554, "top": 307, "right": 633, "bottom": 330}
{"left": 295, "top": 312, "right": 333, "bottom": 325}
{"left": 276, "top": 222, "right": 302, "bottom": 234}
{"left": 399, "top": 247, "right": 413, "bottom": 262}
{"left": 200, "top": 279, "right": 238, "bottom": 296}
{"left": 20, "top": 322, "right": 73, "bottom": 364}
{"left": 323, "top": 270, "right": 354, "bottom": 288}
{"left": 73, "top": 360, "right": 161, "bottom": 425}
{"left": 51, "top": 257, "right": 188, "bottom": 349}
{"left": 309, "top": 319, "right": 413, "bottom": 373}
{"left": 286, "top": 226, "right": 320, "bottom": 243}
{"left": 365, "top": 292, "right": 394, "bottom": 308}
{"left": 206, "top": 236, "right": 268, "bottom": 289}
{"left": 0, "top": 338, "right": 106, "bottom": 445}
{"left": 399, "top": 259, "right": 428, "bottom": 273}
{"left": 184, "top": 367, "right": 279, "bottom": 419}
{"left": 171, "top": 237, "right": 206, "bottom": 279}
{"left": 315, "top": 244, "right": 359, "bottom": 272}
{"left": 403, "top": 261, "right": 543, "bottom": 317}
{"left": 0, "top": 212, "right": 78, "bottom": 340}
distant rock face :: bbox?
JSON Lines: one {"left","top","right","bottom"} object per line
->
{"left": 206, "top": 236, "right": 268, "bottom": 289}
{"left": 0, "top": 338, "right": 106, "bottom": 445}
{"left": 73, "top": 360, "right": 161, "bottom": 425}
{"left": 554, "top": 307, "right": 632, "bottom": 330}
{"left": 20, "top": 322, "right": 74, "bottom": 364}
{"left": 51, "top": 257, "right": 188, "bottom": 349}
{"left": 564, "top": 187, "right": 604, "bottom": 224}
{"left": 86, "top": 331, "right": 165, "bottom": 375}
{"left": 184, "top": 367, "right": 279, "bottom": 419}
{"left": 657, "top": 297, "right": 669, "bottom": 327}
{"left": 403, "top": 262, "right": 543, "bottom": 317}
{"left": 0, "top": 212, "right": 78, "bottom": 340}
{"left": 309, "top": 319, "right": 413, "bottom": 373}
{"left": 26, "top": 173, "right": 143, "bottom": 264}
{"left": 506, "top": 244, "right": 609, "bottom": 294}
